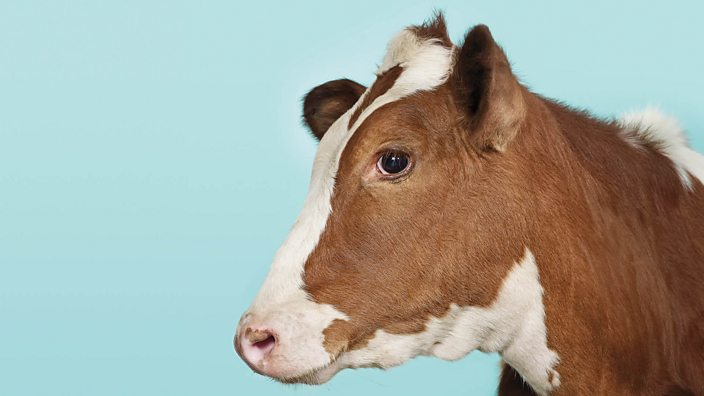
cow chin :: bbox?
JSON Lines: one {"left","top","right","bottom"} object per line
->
{"left": 278, "top": 362, "right": 341, "bottom": 385}
{"left": 279, "top": 350, "right": 405, "bottom": 385}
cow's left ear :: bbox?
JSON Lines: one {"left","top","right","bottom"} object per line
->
{"left": 451, "top": 25, "right": 526, "bottom": 152}
{"left": 303, "top": 79, "right": 366, "bottom": 141}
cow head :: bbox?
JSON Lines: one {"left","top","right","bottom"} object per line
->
{"left": 235, "top": 14, "right": 556, "bottom": 388}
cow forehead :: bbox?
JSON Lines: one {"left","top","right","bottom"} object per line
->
{"left": 250, "top": 28, "right": 453, "bottom": 312}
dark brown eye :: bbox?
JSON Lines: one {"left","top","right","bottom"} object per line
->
{"left": 377, "top": 151, "right": 410, "bottom": 175}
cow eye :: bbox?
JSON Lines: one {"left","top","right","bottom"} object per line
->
{"left": 377, "top": 151, "right": 410, "bottom": 176}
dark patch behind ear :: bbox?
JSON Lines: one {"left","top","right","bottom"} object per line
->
{"left": 303, "top": 79, "right": 366, "bottom": 141}
{"left": 451, "top": 25, "right": 525, "bottom": 152}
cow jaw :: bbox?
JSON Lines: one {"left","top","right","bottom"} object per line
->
{"left": 304, "top": 249, "right": 560, "bottom": 395}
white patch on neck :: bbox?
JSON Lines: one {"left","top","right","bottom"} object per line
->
{"left": 618, "top": 107, "right": 704, "bottom": 190}
{"left": 243, "top": 28, "right": 455, "bottom": 374}
{"left": 316, "top": 249, "right": 560, "bottom": 395}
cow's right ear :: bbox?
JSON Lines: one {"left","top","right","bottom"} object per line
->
{"left": 303, "top": 79, "right": 366, "bottom": 141}
{"left": 451, "top": 25, "right": 525, "bottom": 152}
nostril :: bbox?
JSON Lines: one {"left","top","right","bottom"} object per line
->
{"left": 240, "top": 328, "right": 277, "bottom": 366}
{"left": 252, "top": 333, "right": 276, "bottom": 351}
{"left": 247, "top": 328, "right": 275, "bottom": 344}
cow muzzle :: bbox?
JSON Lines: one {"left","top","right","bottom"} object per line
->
{"left": 234, "top": 302, "right": 345, "bottom": 383}
{"left": 235, "top": 314, "right": 282, "bottom": 374}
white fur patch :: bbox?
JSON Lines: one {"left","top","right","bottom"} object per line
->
{"left": 345, "top": 29, "right": 453, "bottom": 146}
{"left": 619, "top": 107, "right": 704, "bottom": 190}
{"left": 378, "top": 29, "right": 423, "bottom": 73}
{"left": 240, "top": 27, "right": 455, "bottom": 377}
{"left": 313, "top": 249, "right": 560, "bottom": 395}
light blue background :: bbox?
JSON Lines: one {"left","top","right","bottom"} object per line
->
{"left": 1, "top": 1, "right": 702, "bottom": 395}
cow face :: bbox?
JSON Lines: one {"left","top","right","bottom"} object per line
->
{"left": 235, "top": 14, "right": 542, "bottom": 385}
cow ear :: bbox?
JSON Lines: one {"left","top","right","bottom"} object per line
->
{"left": 451, "top": 25, "right": 526, "bottom": 152}
{"left": 303, "top": 79, "right": 366, "bottom": 141}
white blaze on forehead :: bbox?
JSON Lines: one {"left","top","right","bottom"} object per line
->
{"left": 243, "top": 27, "right": 455, "bottom": 374}
{"left": 356, "top": 30, "right": 455, "bottom": 132}
{"left": 312, "top": 249, "right": 561, "bottom": 396}
{"left": 378, "top": 29, "right": 427, "bottom": 73}
{"left": 618, "top": 107, "right": 704, "bottom": 190}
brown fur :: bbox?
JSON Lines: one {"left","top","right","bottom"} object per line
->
{"left": 299, "top": 14, "right": 704, "bottom": 395}
{"left": 303, "top": 78, "right": 366, "bottom": 140}
{"left": 499, "top": 365, "right": 538, "bottom": 396}
{"left": 409, "top": 11, "right": 453, "bottom": 47}
{"left": 348, "top": 65, "right": 403, "bottom": 129}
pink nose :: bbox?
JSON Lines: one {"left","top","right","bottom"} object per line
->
{"left": 235, "top": 326, "right": 278, "bottom": 373}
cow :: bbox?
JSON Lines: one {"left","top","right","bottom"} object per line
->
{"left": 234, "top": 13, "right": 704, "bottom": 395}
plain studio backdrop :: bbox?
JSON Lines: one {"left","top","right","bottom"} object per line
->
{"left": 1, "top": 1, "right": 702, "bottom": 395}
